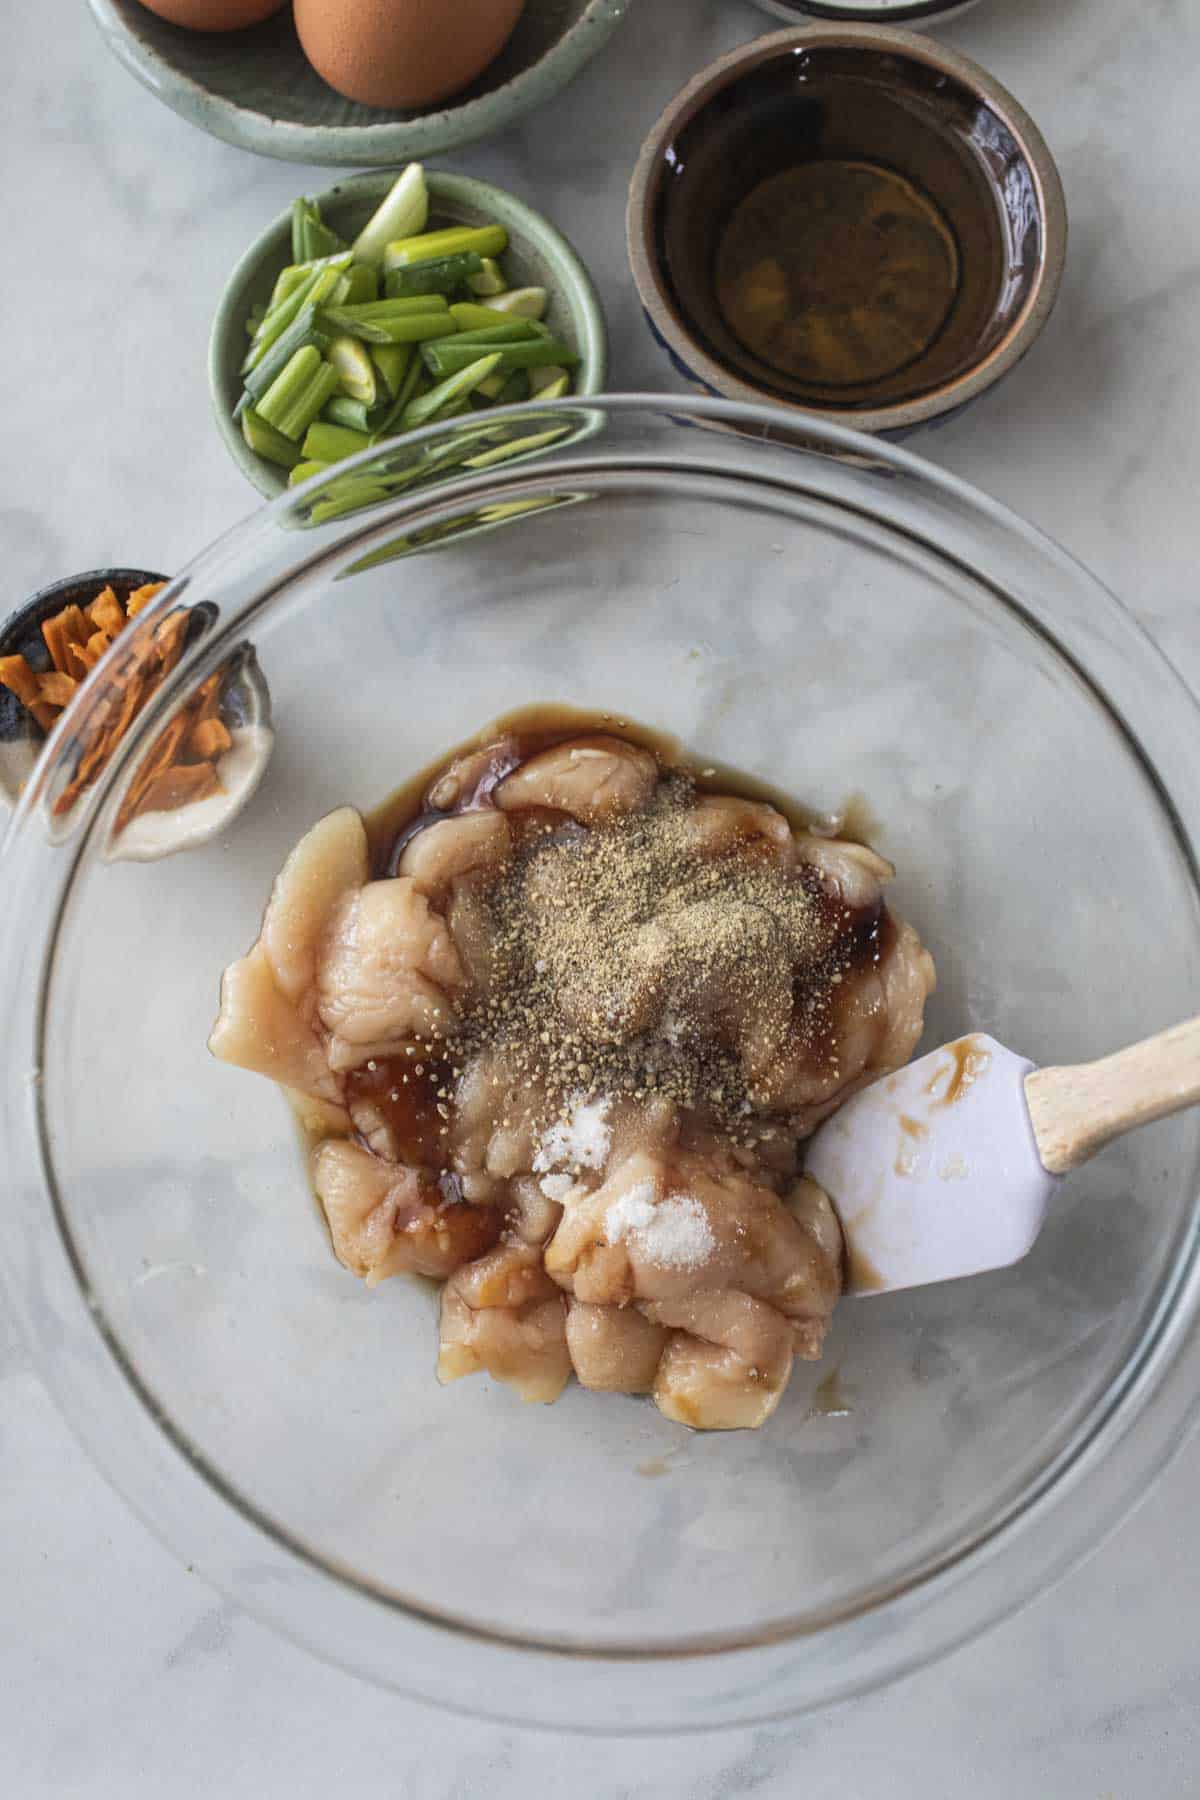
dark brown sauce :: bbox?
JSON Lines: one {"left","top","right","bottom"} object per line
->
{"left": 344, "top": 1048, "right": 455, "bottom": 1169}
{"left": 926, "top": 1034, "right": 991, "bottom": 1107}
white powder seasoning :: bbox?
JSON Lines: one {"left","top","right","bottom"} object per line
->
{"left": 537, "top": 1172, "right": 577, "bottom": 1203}
{"left": 605, "top": 1184, "right": 716, "bottom": 1270}
{"left": 534, "top": 1093, "right": 612, "bottom": 1176}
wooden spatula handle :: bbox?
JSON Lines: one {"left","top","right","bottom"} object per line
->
{"left": 1025, "top": 1016, "right": 1200, "bottom": 1174}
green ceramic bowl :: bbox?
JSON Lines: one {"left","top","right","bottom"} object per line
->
{"left": 209, "top": 169, "right": 609, "bottom": 499}
{"left": 87, "top": 0, "right": 627, "bottom": 165}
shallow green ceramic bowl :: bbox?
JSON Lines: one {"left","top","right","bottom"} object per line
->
{"left": 87, "top": 0, "right": 627, "bottom": 165}
{"left": 210, "top": 169, "right": 609, "bottom": 498}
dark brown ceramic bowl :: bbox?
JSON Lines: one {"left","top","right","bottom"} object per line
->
{"left": 627, "top": 26, "right": 1067, "bottom": 436}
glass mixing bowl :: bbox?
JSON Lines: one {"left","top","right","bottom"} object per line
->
{"left": 4, "top": 398, "right": 1200, "bottom": 1733}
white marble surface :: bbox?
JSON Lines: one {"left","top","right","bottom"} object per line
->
{"left": 5, "top": 0, "right": 1200, "bottom": 1791}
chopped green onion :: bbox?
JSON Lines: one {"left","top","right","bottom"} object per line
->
{"left": 446, "top": 302, "right": 528, "bottom": 334}
{"left": 352, "top": 164, "right": 429, "bottom": 267}
{"left": 429, "top": 394, "right": 472, "bottom": 423}
{"left": 328, "top": 335, "right": 377, "bottom": 406}
{"left": 237, "top": 305, "right": 332, "bottom": 415}
{"left": 495, "top": 369, "right": 532, "bottom": 405}
{"left": 481, "top": 287, "right": 547, "bottom": 320}
{"left": 441, "top": 315, "right": 542, "bottom": 345}
{"left": 309, "top": 485, "right": 393, "bottom": 525}
{"left": 340, "top": 263, "right": 380, "bottom": 306}
{"left": 322, "top": 395, "right": 373, "bottom": 433}
{"left": 421, "top": 337, "right": 577, "bottom": 381}
{"left": 467, "top": 257, "right": 508, "bottom": 297}
{"left": 326, "top": 296, "right": 450, "bottom": 320}
{"left": 319, "top": 307, "right": 456, "bottom": 345}
{"left": 447, "top": 302, "right": 535, "bottom": 334}
{"left": 289, "top": 459, "right": 332, "bottom": 487}
{"left": 383, "top": 224, "right": 507, "bottom": 273}
{"left": 400, "top": 353, "right": 502, "bottom": 431}
{"left": 384, "top": 251, "right": 484, "bottom": 299}
{"left": 243, "top": 253, "right": 352, "bottom": 373}
{"left": 302, "top": 421, "right": 373, "bottom": 462}
{"left": 527, "top": 363, "right": 569, "bottom": 394}
{"left": 370, "top": 342, "right": 413, "bottom": 400}
{"left": 292, "top": 196, "right": 346, "bottom": 263}
{"left": 290, "top": 197, "right": 311, "bottom": 263}
{"left": 242, "top": 407, "right": 302, "bottom": 470}
{"left": 371, "top": 350, "right": 425, "bottom": 440}
{"left": 463, "top": 427, "right": 567, "bottom": 470}
{"left": 257, "top": 346, "right": 340, "bottom": 440}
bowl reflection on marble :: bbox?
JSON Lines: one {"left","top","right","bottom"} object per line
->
{"left": 3, "top": 398, "right": 1199, "bottom": 1733}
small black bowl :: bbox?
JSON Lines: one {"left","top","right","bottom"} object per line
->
{"left": 0, "top": 568, "right": 167, "bottom": 806}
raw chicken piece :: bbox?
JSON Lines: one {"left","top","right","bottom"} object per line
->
{"left": 675, "top": 795, "right": 794, "bottom": 867}
{"left": 209, "top": 944, "right": 346, "bottom": 1115}
{"left": 451, "top": 1050, "right": 546, "bottom": 1202}
{"left": 756, "top": 907, "right": 935, "bottom": 1128}
{"left": 780, "top": 1176, "right": 844, "bottom": 1353}
{"left": 438, "top": 1244, "right": 571, "bottom": 1403}
{"left": 397, "top": 812, "right": 512, "bottom": 897}
{"left": 210, "top": 806, "right": 370, "bottom": 1108}
{"left": 344, "top": 1084, "right": 407, "bottom": 1162}
{"left": 495, "top": 735, "right": 658, "bottom": 822}
{"left": 875, "top": 915, "right": 937, "bottom": 1069}
{"left": 545, "top": 1150, "right": 842, "bottom": 1324}
{"left": 444, "top": 879, "right": 497, "bottom": 996}
{"left": 606, "top": 1093, "right": 680, "bottom": 1168}
{"left": 318, "top": 877, "right": 463, "bottom": 1071}
{"left": 313, "top": 1140, "right": 499, "bottom": 1285}
{"left": 794, "top": 833, "right": 894, "bottom": 910}
{"left": 646, "top": 1290, "right": 795, "bottom": 1430}
{"left": 506, "top": 1176, "right": 566, "bottom": 1247}
{"left": 260, "top": 806, "right": 369, "bottom": 1006}
{"left": 565, "top": 1300, "right": 668, "bottom": 1393}
{"left": 285, "top": 1086, "right": 354, "bottom": 1138}
{"left": 427, "top": 739, "right": 520, "bottom": 811}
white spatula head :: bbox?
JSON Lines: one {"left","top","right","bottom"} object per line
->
{"left": 805, "top": 1034, "right": 1057, "bottom": 1296}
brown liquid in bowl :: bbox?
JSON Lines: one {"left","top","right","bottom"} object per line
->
{"left": 716, "top": 160, "right": 961, "bottom": 388}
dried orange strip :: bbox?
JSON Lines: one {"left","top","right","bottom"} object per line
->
{"left": 116, "top": 757, "right": 221, "bottom": 831}
{"left": 41, "top": 614, "right": 72, "bottom": 675}
{"left": 0, "top": 653, "right": 41, "bottom": 708}
{"left": 126, "top": 581, "right": 166, "bottom": 618}
{"left": 86, "top": 587, "right": 125, "bottom": 636}
{"left": 59, "top": 605, "right": 92, "bottom": 652}
{"left": 188, "top": 716, "right": 232, "bottom": 760}
{"left": 37, "top": 671, "right": 79, "bottom": 709}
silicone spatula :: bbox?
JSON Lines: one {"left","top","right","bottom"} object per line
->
{"left": 804, "top": 1019, "right": 1200, "bottom": 1295}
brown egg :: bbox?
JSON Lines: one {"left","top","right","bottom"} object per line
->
{"left": 295, "top": 0, "right": 527, "bottom": 110}
{"left": 136, "top": 0, "right": 289, "bottom": 27}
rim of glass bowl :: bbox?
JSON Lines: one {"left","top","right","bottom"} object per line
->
{"left": 4, "top": 396, "right": 1200, "bottom": 1733}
